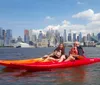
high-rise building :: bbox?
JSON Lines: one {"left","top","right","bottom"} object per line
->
{"left": 68, "top": 33, "right": 72, "bottom": 41}
{"left": 79, "top": 32, "right": 82, "bottom": 42}
{"left": 60, "top": 36, "right": 63, "bottom": 43}
{"left": 24, "top": 29, "right": 29, "bottom": 43}
{"left": 63, "top": 29, "right": 67, "bottom": 42}
{"left": 29, "top": 29, "right": 33, "bottom": 41}
{"left": 97, "top": 33, "right": 100, "bottom": 41}
{"left": 2, "top": 29, "right": 6, "bottom": 41}
{"left": 0, "top": 27, "right": 4, "bottom": 46}
{"left": 83, "top": 36, "right": 87, "bottom": 42}
{"left": 5, "top": 29, "right": 12, "bottom": 46}
{"left": 77, "top": 36, "right": 79, "bottom": 41}
{"left": 73, "top": 33, "right": 76, "bottom": 42}
{"left": 38, "top": 31, "right": 43, "bottom": 42}
{"left": 55, "top": 30, "right": 60, "bottom": 44}
{"left": 87, "top": 33, "right": 91, "bottom": 41}
{"left": 0, "top": 27, "right": 3, "bottom": 40}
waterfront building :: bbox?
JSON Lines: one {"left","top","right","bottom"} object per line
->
{"left": 0, "top": 28, "right": 5, "bottom": 46}
{"left": 0, "top": 27, "right": 3, "bottom": 40}
{"left": 49, "top": 36, "right": 56, "bottom": 47}
{"left": 46, "top": 30, "right": 51, "bottom": 40}
{"left": 83, "top": 36, "right": 87, "bottom": 42}
{"left": 17, "top": 36, "right": 23, "bottom": 42}
{"left": 68, "top": 33, "right": 72, "bottom": 41}
{"left": 60, "top": 36, "right": 63, "bottom": 43}
{"left": 29, "top": 29, "right": 33, "bottom": 42}
{"left": 37, "top": 38, "right": 48, "bottom": 47}
{"left": 63, "top": 29, "right": 67, "bottom": 42}
{"left": 5, "top": 29, "right": 12, "bottom": 46}
{"left": 2, "top": 29, "right": 6, "bottom": 41}
{"left": 77, "top": 36, "right": 79, "bottom": 41}
{"left": 38, "top": 31, "right": 43, "bottom": 42}
{"left": 32, "top": 34, "right": 37, "bottom": 43}
{"left": 92, "top": 33, "right": 95, "bottom": 37}
{"left": 46, "top": 29, "right": 58, "bottom": 46}
{"left": 55, "top": 30, "right": 60, "bottom": 44}
{"left": 79, "top": 32, "right": 82, "bottom": 42}
{"left": 97, "top": 33, "right": 100, "bottom": 41}
{"left": 87, "top": 33, "right": 91, "bottom": 41}
{"left": 73, "top": 33, "right": 76, "bottom": 42}
{"left": 24, "top": 29, "right": 29, "bottom": 43}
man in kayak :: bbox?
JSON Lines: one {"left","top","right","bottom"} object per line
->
{"left": 43, "top": 43, "right": 67, "bottom": 62}
{"left": 65, "top": 41, "right": 85, "bottom": 61}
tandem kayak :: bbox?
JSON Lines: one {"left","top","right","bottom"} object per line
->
{"left": 0, "top": 57, "right": 100, "bottom": 71}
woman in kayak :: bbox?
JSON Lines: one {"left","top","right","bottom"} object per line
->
{"left": 65, "top": 41, "right": 85, "bottom": 61}
{"left": 43, "top": 43, "right": 67, "bottom": 62}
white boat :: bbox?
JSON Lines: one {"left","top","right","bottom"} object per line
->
{"left": 14, "top": 42, "right": 35, "bottom": 48}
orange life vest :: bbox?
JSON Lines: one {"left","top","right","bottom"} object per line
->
{"left": 69, "top": 47, "right": 78, "bottom": 55}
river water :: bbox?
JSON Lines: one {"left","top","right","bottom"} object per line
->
{"left": 0, "top": 47, "right": 100, "bottom": 85}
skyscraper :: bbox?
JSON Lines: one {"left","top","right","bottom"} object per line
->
{"left": 55, "top": 30, "right": 60, "bottom": 44}
{"left": 0, "top": 27, "right": 3, "bottom": 40}
{"left": 68, "top": 33, "right": 72, "bottom": 41}
{"left": 83, "top": 36, "right": 87, "bottom": 42}
{"left": 97, "top": 33, "right": 100, "bottom": 41}
{"left": 77, "top": 36, "right": 79, "bottom": 42}
{"left": 38, "top": 31, "right": 43, "bottom": 42}
{"left": 0, "top": 27, "right": 4, "bottom": 46}
{"left": 24, "top": 29, "right": 29, "bottom": 43}
{"left": 87, "top": 33, "right": 91, "bottom": 41}
{"left": 2, "top": 29, "right": 6, "bottom": 41}
{"left": 79, "top": 32, "right": 82, "bottom": 42}
{"left": 60, "top": 36, "right": 63, "bottom": 43}
{"left": 29, "top": 29, "right": 33, "bottom": 41}
{"left": 63, "top": 29, "right": 67, "bottom": 42}
{"left": 5, "top": 29, "right": 12, "bottom": 46}
{"left": 73, "top": 33, "right": 76, "bottom": 42}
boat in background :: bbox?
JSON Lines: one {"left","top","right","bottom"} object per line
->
{"left": 13, "top": 42, "right": 35, "bottom": 48}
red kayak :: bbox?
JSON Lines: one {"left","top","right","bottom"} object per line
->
{"left": 0, "top": 57, "right": 100, "bottom": 71}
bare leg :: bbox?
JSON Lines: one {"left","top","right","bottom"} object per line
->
{"left": 65, "top": 55, "right": 75, "bottom": 61}
{"left": 58, "top": 55, "right": 66, "bottom": 62}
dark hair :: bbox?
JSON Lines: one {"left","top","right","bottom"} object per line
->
{"left": 54, "top": 43, "right": 65, "bottom": 55}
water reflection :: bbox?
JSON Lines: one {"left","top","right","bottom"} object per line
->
{"left": 50, "top": 66, "right": 86, "bottom": 84}
{"left": 1, "top": 66, "right": 86, "bottom": 82}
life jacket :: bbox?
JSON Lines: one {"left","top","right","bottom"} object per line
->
{"left": 69, "top": 47, "right": 78, "bottom": 55}
{"left": 69, "top": 46, "right": 85, "bottom": 60}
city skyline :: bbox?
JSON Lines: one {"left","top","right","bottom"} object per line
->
{"left": 0, "top": 27, "right": 100, "bottom": 47}
{"left": 0, "top": 0, "right": 100, "bottom": 38}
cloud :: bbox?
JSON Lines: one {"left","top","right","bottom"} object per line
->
{"left": 44, "top": 25, "right": 60, "bottom": 31}
{"left": 33, "top": 9, "right": 100, "bottom": 37}
{"left": 72, "top": 9, "right": 94, "bottom": 20}
{"left": 77, "top": 1, "right": 84, "bottom": 5}
{"left": 45, "top": 16, "right": 54, "bottom": 20}
{"left": 91, "top": 13, "right": 100, "bottom": 21}
{"left": 72, "top": 9, "right": 100, "bottom": 21}
{"left": 62, "top": 20, "right": 71, "bottom": 25}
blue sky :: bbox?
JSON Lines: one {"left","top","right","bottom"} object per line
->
{"left": 0, "top": 0, "right": 100, "bottom": 38}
